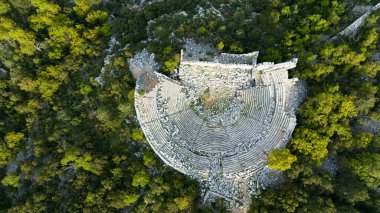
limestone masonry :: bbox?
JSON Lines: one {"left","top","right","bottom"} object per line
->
{"left": 134, "top": 46, "right": 305, "bottom": 208}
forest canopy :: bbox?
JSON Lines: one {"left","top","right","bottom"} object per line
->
{"left": 0, "top": 0, "right": 380, "bottom": 212}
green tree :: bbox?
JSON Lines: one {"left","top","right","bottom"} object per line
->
{"left": 5, "top": 132, "right": 25, "bottom": 148}
{"left": 349, "top": 152, "right": 380, "bottom": 188}
{"left": 143, "top": 152, "right": 157, "bottom": 167}
{"left": 9, "top": 0, "right": 32, "bottom": 15}
{"left": 132, "top": 170, "right": 149, "bottom": 187}
{"left": 352, "top": 132, "right": 373, "bottom": 149}
{"left": 0, "top": 17, "right": 36, "bottom": 55}
{"left": 0, "top": 0, "right": 10, "bottom": 14}
{"left": 197, "top": 26, "right": 207, "bottom": 34}
{"left": 217, "top": 41, "right": 224, "bottom": 50}
{"left": 131, "top": 129, "right": 144, "bottom": 141}
{"left": 29, "top": 0, "right": 60, "bottom": 31}
{"left": 73, "top": 0, "right": 102, "bottom": 17}
{"left": 1, "top": 173, "right": 20, "bottom": 187}
{"left": 281, "top": 6, "right": 291, "bottom": 16}
{"left": 123, "top": 194, "right": 139, "bottom": 206}
{"left": 268, "top": 148, "right": 297, "bottom": 171}
{"left": 0, "top": 132, "right": 25, "bottom": 168}
{"left": 300, "top": 64, "right": 334, "bottom": 81}
{"left": 174, "top": 196, "right": 192, "bottom": 210}
{"left": 335, "top": 172, "right": 370, "bottom": 204}
{"left": 261, "top": 184, "right": 308, "bottom": 212}
{"left": 229, "top": 42, "right": 244, "bottom": 53}
{"left": 162, "top": 54, "right": 180, "bottom": 73}
{"left": 300, "top": 87, "right": 357, "bottom": 139}
{"left": 291, "top": 128, "right": 330, "bottom": 164}
{"left": 86, "top": 10, "right": 108, "bottom": 24}
{"left": 75, "top": 152, "right": 106, "bottom": 175}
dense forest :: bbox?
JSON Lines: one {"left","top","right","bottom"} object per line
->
{"left": 0, "top": 0, "right": 380, "bottom": 212}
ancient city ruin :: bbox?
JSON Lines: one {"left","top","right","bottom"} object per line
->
{"left": 133, "top": 43, "right": 305, "bottom": 208}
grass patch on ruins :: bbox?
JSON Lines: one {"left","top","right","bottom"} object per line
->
{"left": 200, "top": 88, "right": 232, "bottom": 114}
{"left": 138, "top": 89, "right": 145, "bottom": 96}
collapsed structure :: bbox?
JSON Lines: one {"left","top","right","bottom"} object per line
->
{"left": 134, "top": 47, "right": 305, "bottom": 208}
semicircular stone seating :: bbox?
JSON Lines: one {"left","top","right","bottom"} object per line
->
{"left": 135, "top": 51, "right": 303, "bottom": 201}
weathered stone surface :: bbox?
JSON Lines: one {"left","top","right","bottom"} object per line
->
{"left": 134, "top": 48, "right": 305, "bottom": 207}
{"left": 331, "top": 2, "right": 380, "bottom": 40}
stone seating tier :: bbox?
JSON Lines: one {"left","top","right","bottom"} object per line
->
{"left": 134, "top": 56, "right": 302, "bottom": 186}
{"left": 256, "top": 125, "right": 289, "bottom": 152}
{"left": 135, "top": 90, "right": 161, "bottom": 123}
{"left": 225, "top": 116, "right": 262, "bottom": 144}
{"left": 195, "top": 126, "right": 231, "bottom": 153}
{"left": 168, "top": 111, "right": 203, "bottom": 142}
{"left": 242, "top": 87, "right": 272, "bottom": 122}
{"left": 222, "top": 147, "right": 266, "bottom": 174}
{"left": 158, "top": 80, "right": 189, "bottom": 115}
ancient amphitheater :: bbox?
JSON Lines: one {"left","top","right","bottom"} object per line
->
{"left": 134, "top": 46, "right": 305, "bottom": 208}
